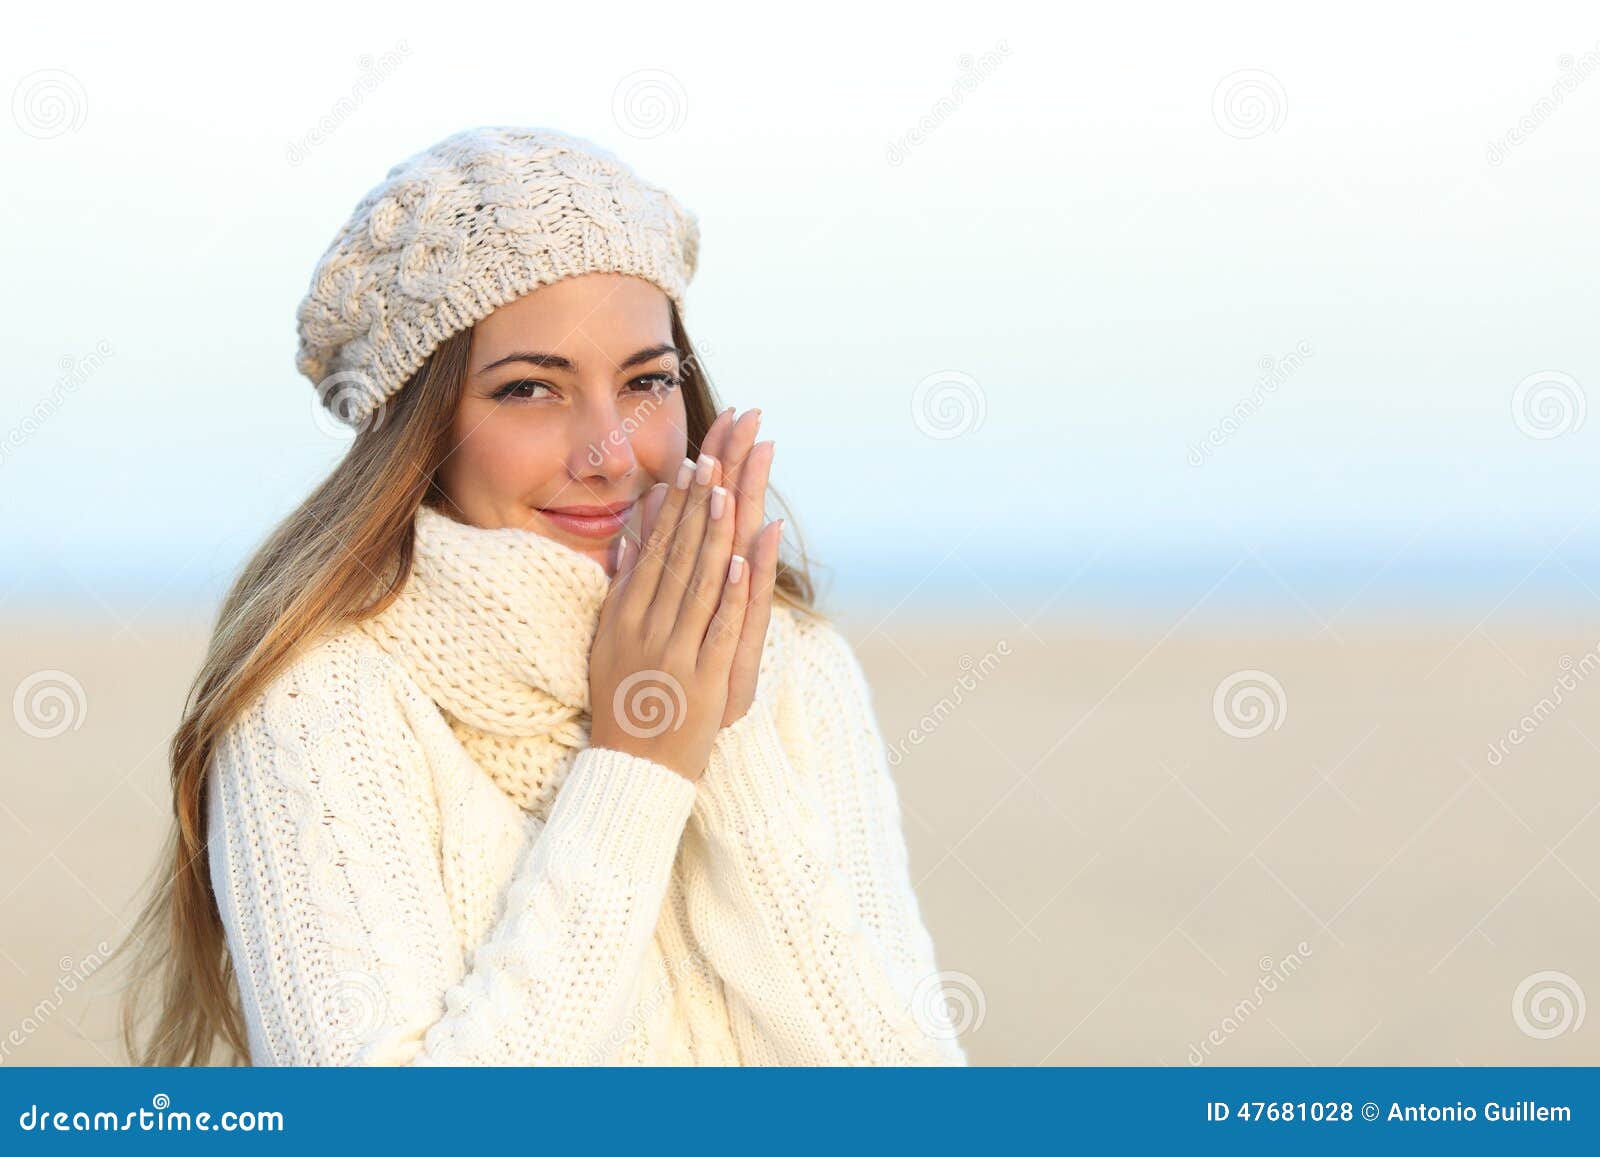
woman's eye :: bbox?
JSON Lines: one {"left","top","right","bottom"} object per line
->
{"left": 491, "top": 374, "right": 680, "bottom": 402}
{"left": 492, "top": 379, "right": 552, "bottom": 401}
{"left": 631, "top": 373, "right": 682, "bottom": 394}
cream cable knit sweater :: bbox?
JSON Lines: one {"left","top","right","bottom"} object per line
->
{"left": 204, "top": 502, "right": 967, "bottom": 1065}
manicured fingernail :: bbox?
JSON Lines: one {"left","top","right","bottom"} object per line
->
{"left": 710, "top": 486, "right": 728, "bottom": 520}
{"left": 728, "top": 554, "right": 746, "bottom": 584}
{"left": 614, "top": 536, "right": 628, "bottom": 569}
{"left": 695, "top": 452, "right": 717, "bottom": 485}
{"left": 675, "top": 458, "right": 695, "bottom": 489}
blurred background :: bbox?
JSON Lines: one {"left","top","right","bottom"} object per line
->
{"left": 2, "top": 0, "right": 1598, "bottom": 1065}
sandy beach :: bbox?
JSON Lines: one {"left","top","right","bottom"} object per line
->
{"left": 3, "top": 606, "right": 1598, "bottom": 1065}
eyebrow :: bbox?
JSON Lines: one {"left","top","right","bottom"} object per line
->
{"left": 473, "top": 343, "right": 682, "bottom": 377}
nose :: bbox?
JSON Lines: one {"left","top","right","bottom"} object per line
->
{"left": 569, "top": 393, "right": 637, "bottom": 484}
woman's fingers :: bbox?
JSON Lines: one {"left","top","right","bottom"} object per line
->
{"left": 618, "top": 406, "right": 768, "bottom": 665}
{"left": 702, "top": 549, "right": 751, "bottom": 676}
{"left": 731, "top": 439, "right": 773, "bottom": 563}
{"left": 726, "top": 515, "right": 780, "bottom": 713}
{"left": 700, "top": 406, "right": 736, "bottom": 464}
{"left": 636, "top": 481, "right": 669, "bottom": 551}
{"left": 650, "top": 451, "right": 722, "bottom": 631}
{"left": 609, "top": 482, "right": 662, "bottom": 585}
{"left": 620, "top": 458, "right": 694, "bottom": 616}
{"left": 671, "top": 478, "right": 738, "bottom": 658}
{"left": 714, "top": 412, "right": 763, "bottom": 553}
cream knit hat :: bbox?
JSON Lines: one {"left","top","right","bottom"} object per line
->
{"left": 294, "top": 125, "right": 701, "bottom": 431}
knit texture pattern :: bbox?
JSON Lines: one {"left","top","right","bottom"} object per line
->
{"left": 204, "top": 503, "right": 968, "bottom": 1065}
{"left": 294, "top": 125, "right": 700, "bottom": 431}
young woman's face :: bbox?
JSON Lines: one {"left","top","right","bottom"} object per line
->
{"left": 436, "top": 272, "right": 690, "bottom": 574}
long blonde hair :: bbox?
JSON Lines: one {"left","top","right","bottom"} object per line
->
{"left": 112, "top": 303, "right": 819, "bottom": 1065}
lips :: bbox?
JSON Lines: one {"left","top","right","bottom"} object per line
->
{"left": 536, "top": 500, "right": 635, "bottom": 539}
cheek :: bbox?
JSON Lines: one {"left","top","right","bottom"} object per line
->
{"left": 451, "top": 407, "right": 563, "bottom": 494}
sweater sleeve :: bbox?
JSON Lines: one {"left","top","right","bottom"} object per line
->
{"left": 204, "top": 640, "right": 696, "bottom": 1066}
{"left": 680, "top": 620, "right": 970, "bottom": 1065}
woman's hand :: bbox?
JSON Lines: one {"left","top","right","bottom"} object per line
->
{"left": 588, "top": 442, "right": 749, "bottom": 782}
{"left": 632, "top": 408, "right": 782, "bottom": 729}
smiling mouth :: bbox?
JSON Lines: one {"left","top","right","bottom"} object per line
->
{"left": 538, "top": 502, "right": 636, "bottom": 517}
{"left": 535, "top": 502, "right": 636, "bottom": 539}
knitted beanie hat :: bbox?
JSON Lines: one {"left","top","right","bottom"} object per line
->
{"left": 294, "top": 125, "right": 701, "bottom": 431}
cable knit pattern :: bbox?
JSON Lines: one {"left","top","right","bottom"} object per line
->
{"left": 204, "top": 502, "right": 967, "bottom": 1065}
{"left": 294, "top": 125, "right": 700, "bottom": 431}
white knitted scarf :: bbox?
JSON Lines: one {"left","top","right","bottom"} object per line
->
{"left": 356, "top": 502, "right": 613, "bottom": 815}
{"left": 355, "top": 501, "right": 794, "bottom": 818}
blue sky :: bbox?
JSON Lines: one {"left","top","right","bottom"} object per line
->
{"left": 2, "top": 2, "right": 1597, "bottom": 621}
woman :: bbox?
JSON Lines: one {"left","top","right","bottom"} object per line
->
{"left": 115, "top": 126, "right": 966, "bottom": 1066}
